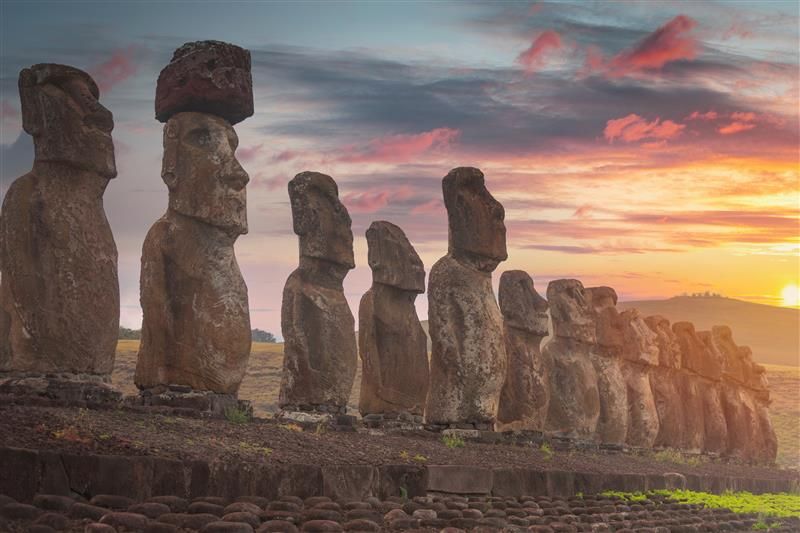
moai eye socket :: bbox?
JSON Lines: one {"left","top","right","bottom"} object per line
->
{"left": 187, "top": 127, "right": 213, "bottom": 147}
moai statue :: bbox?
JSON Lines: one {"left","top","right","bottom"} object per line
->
{"left": 696, "top": 330, "right": 729, "bottom": 455}
{"left": 585, "top": 287, "right": 628, "bottom": 446}
{"left": 135, "top": 41, "right": 253, "bottom": 410}
{"left": 743, "top": 352, "right": 777, "bottom": 463}
{"left": 496, "top": 271, "right": 550, "bottom": 432}
{"left": 425, "top": 167, "right": 508, "bottom": 429}
{"left": 711, "top": 326, "right": 759, "bottom": 460}
{"left": 358, "top": 221, "right": 428, "bottom": 424}
{"left": 0, "top": 64, "right": 120, "bottom": 402}
{"left": 645, "top": 316, "right": 686, "bottom": 450}
{"left": 619, "top": 309, "right": 660, "bottom": 448}
{"left": 279, "top": 172, "right": 357, "bottom": 416}
{"left": 672, "top": 322, "right": 707, "bottom": 453}
{"left": 543, "top": 279, "right": 601, "bottom": 439}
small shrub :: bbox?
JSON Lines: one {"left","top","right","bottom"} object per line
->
{"left": 238, "top": 441, "right": 272, "bottom": 458}
{"left": 278, "top": 423, "right": 303, "bottom": 432}
{"left": 412, "top": 454, "right": 427, "bottom": 463}
{"left": 52, "top": 426, "right": 91, "bottom": 445}
{"left": 224, "top": 406, "right": 251, "bottom": 424}
{"left": 442, "top": 434, "right": 466, "bottom": 449}
{"left": 399, "top": 450, "right": 410, "bottom": 461}
{"left": 399, "top": 486, "right": 408, "bottom": 500}
{"left": 539, "top": 442, "right": 554, "bottom": 460}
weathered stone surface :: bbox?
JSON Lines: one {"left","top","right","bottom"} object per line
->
{"left": 752, "top": 395, "right": 778, "bottom": 464}
{"left": 1, "top": 64, "right": 119, "bottom": 380}
{"left": 358, "top": 221, "right": 428, "bottom": 417}
{"left": 543, "top": 279, "right": 600, "bottom": 438}
{"left": 156, "top": 41, "right": 253, "bottom": 125}
{"left": 619, "top": 310, "right": 660, "bottom": 448}
{"left": 585, "top": 287, "right": 627, "bottom": 445}
{"left": 644, "top": 316, "right": 685, "bottom": 450}
{"left": 136, "top": 112, "right": 251, "bottom": 395}
{"left": 496, "top": 271, "right": 549, "bottom": 432}
{"left": 280, "top": 172, "right": 356, "bottom": 410}
{"left": 697, "top": 331, "right": 728, "bottom": 455}
{"left": 425, "top": 168, "right": 507, "bottom": 426}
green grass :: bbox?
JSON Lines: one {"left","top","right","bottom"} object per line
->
{"left": 224, "top": 406, "right": 251, "bottom": 424}
{"left": 539, "top": 442, "right": 554, "bottom": 461}
{"left": 441, "top": 434, "right": 466, "bottom": 449}
{"left": 603, "top": 490, "right": 800, "bottom": 518}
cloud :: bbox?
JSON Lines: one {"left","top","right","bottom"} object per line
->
{"left": 516, "top": 30, "right": 563, "bottom": 73}
{"left": 336, "top": 127, "right": 460, "bottom": 163}
{"left": 89, "top": 47, "right": 138, "bottom": 93}
{"left": 270, "top": 150, "right": 301, "bottom": 162}
{"left": 341, "top": 186, "right": 415, "bottom": 214}
{"left": 604, "top": 114, "right": 685, "bottom": 143}
{"left": 1, "top": 101, "right": 19, "bottom": 119}
{"left": 718, "top": 121, "right": 756, "bottom": 135}
{"left": 411, "top": 198, "right": 444, "bottom": 215}
{"left": 573, "top": 204, "right": 593, "bottom": 219}
{"left": 236, "top": 144, "right": 264, "bottom": 162}
{"left": 610, "top": 15, "right": 697, "bottom": 73}
{"left": 686, "top": 110, "right": 718, "bottom": 120}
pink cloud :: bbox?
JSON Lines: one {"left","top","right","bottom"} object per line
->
{"left": 573, "top": 204, "right": 593, "bottom": 219}
{"left": 236, "top": 144, "right": 264, "bottom": 162}
{"left": 686, "top": 110, "right": 718, "bottom": 121}
{"left": 516, "top": 30, "right": 563, "bottom": 73}
{"left": 731, "top": 111, "right": 756, "bottom": 122}
{"left": 411, "top": 198, "right": 444, "bottom": 215}
{"left": 718, "top": 122, "right": 756, "bottom": 135}
{"left": 337, "top": 128, "right": 459, "bottom": 163}
{"left": 1, "top": 100, "right": 19, "bottom": 119}
{"left": 89, "top": 47, "right": 138, "bottom": 93}
{"left": 604, "top": 114, "right": 685, "bottom": 144}
{"left": 341, "top": 186, "right": 415, "bottom": 214}
{"left": 271, "top": 150, "right": 301, "bottom": 162}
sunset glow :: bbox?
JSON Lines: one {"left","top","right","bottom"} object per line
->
{"left": 1, "top": 1, "right": 798, "bottom": 333}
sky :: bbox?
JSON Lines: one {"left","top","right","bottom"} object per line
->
{"left": 1, "top": 0, "right": 798, "bottom": 335}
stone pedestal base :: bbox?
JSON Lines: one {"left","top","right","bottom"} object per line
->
{"left": 424, "top": 420, "right": 494, "bottom": 432}
{"left": 125, "top": 385, "right": 251, "bottom": 419}
{"left": 0, "top": 372, "right": 121, "bottom": 407}
{"left": 362, "top": 412, "right": 424, "bottom": 430}
{"left": 277, "top": 410, "right": 358, "bottom": 432}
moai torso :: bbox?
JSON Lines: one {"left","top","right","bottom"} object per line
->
{"left": 279, "top": 172, "right": 357, "bottom": 411}
{"left": 586, "top": 286, "right": 628, "bottom": 445}
{"left": 0, "top": 64, "right": 118, "bottom": 376}
{"left": 645, "top": 315, "right": 685, "bottom": 450}
{"left": 620, "top": 309, "right": 660, "bottom": 448}
{"left": 673, "top": 322, "right": 708, "bottom": 453}
{"left": 359, "top": 221, "right": 428, "bottom": 417}
{"left": 543, "top": 279, "right": 600, "bottom": 438}
{"left": 697, "top": 331, "right": 728, "bottom": 454}
{"left": 425, "top": 167, "right": 508, "bottom": 427}
{"left": 496, "top": 270, "right": 550, "bottom": 432}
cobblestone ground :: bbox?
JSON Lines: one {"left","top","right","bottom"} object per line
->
{"left": 1, "top": 491, "right": 797, "bottom": 532}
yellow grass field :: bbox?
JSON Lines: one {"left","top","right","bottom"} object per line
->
{"left": 114, "top": 341, "right": 800, "bottom": 468}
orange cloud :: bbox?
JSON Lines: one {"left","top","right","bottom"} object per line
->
{"left": 604, "top": 114, "right": 685, "bottom": 143}
{"left": 89, "top": 47, "right": 138, "bottom": 93}
{"left": 718, "top": 122, "right": 756, "bottom": 135}
{"left": 337, "top": 127, "right": 459, "bottom": 163}
{"left": 517, "top": 30, "right": 563, "bottom": 73}
{"left": 687, "top": 110, "right": 718, "bottom": 120}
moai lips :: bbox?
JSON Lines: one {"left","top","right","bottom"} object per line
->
{"left": 358, "top": 221, "right": 428, "bottom": 418}
{"left": 619, "top": 309, "right": 660, "bottom": 449}
{"left": 426, "top": 167, "right": 508, "bottom": 427}
{"left": 585, "top": 286, "right": 628, "bottom": 446}
{"left": 644, "top": 315, "right": 685, "bottom": 450}
{"left": 496, "top": 271, "right": 550, "bottom": 432}
{"left": 155, "top": 40, "right": 254, "bottom": 125}
{"left": 279, "top": 172, "right": 357, "bottom": 411}
{"left": 543, "top": 279, "right": 601, "bottom": 438}
{"left": 1, "top": 64, "right": 119, "bottom": 381}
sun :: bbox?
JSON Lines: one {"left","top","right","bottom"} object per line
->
{"left": 781, "top": 284, "right": 800, "bottom": 307}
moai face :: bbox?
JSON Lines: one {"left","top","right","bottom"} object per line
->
{"left": 289, "top": 172, "right": 355, "bottom": 269}
{"left": 161, "top": 112, "right": 249, "bottom": 235}
{"left": 443, "top": 167, "right": 507, "bottom": 273}
{"left": 19, "top": 64, "right": 116, "bottom": 179}
{"left": 586, "top": 286, "right": 624, "bottom": 353}
{"left": 499, "top": 270, "right": 548, "bottom": 336}
{"left": 366, "top": 221, "right": 424, "bottom": 293}
{"left": 621, "top": 309, "right": 659, "bottom": 365}
{"left": 644, "top": 315, "right": 681, "bottom": 369}
{"left": 546, "top": 279, "right": 595, "bottom": 344}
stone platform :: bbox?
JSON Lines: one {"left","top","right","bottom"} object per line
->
{"left": 125, "top": 385, "right": 253, "bottom": 419}
{"left": 0, "top": 373, "right": 121, "bottom": 407}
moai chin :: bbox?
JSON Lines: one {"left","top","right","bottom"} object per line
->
{"left": 543, "top": 279, "right": 601, "bottom": 439}
{"left": 425, "top": 167, "right": 508, "bottom": 428}
{"left": 585, "top": 286, "right": 628, "bottom": 446}
{"left": 279, "top": 172, "right": 357, "bottom": 414}
{"left": 358, "top": 221, "right": 428, "bottom": 422}
{"left": 619, "top": 309, "right": 660, "bottom": 449}
{"left": 644, "top": 315, "right": 686, "bottom": 450}
{"left": 0, "top": 64, "right": 120, "bottom": 402}
{"left": 135, "top": 41, "right": 253, "bottom": 405}
{"left": 496, "top": 271, "right": 550, "bottom": 432}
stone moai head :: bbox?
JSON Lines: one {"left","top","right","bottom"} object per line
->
{"left": 366, "top": 221, "right": 424, "bottom": 293}
{"left": 19, "top": 63, "right": 116, "bottom": 179}
{"left": 749, "top": 359, "right": 770, "bottom": 401}
{"left": 586, "top": 286, "right": 624, "bottom": 354}
{"left": 289, "top": 172, "right": 355, "bottom": 270}
{"left": 443, "top": 167, "right": 507, "bottom": 272}
{"left": 160, "top": 112, "right": 249, "bottom": 235}
{"left": 644, "top": 315, "right": 681, "bottom": 369}
{"left": 673, "top": 321, "right": 721, "bottom": 377}
{"left": 711, "top": 325, "right": 747, "bottom": 383}
{"left": 697, "top": 331, "right": 725, "bottom": 381}
{"left": 499, "top": 271, "right": 549, "bottom": 336}
{"left": 621, "top": 309, "right": 659, "bottom": 365}
{"left": 546, "top": 279, "right": 595, "bottom": 344}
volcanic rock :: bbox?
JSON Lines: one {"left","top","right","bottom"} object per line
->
{"left": 358, "top": 221, "right": 428, "bottom": 417}
{"left": 279, "top": 172, "right": 357, "bottom": 411}
{"left": 644, "top": 315, "right": 685, "bottom": 450}
{"left": 426, "top": 167, "right": 508, "bottom": 426}
{"left": 697, "top": 331, "right": 729, "bottom": 455}
{"left": 496, "top": 270, "right": 550, "bottom": 432}
{"left": 620, "top": 309, "right": 660, "bottom": 448}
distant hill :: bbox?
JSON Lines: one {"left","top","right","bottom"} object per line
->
{"left": 618, "top": 296, "right": 799, "bottom": 367}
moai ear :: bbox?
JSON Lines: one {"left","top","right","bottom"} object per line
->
{"left": 19, "top": 68, "right": 43, "bottom": 136}
{"left": 161, "top": 119, "right": 180, "bottom": 189}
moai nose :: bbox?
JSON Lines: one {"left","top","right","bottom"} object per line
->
{"left": 224, "top": 159, "right": 249, "bottom": 191}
